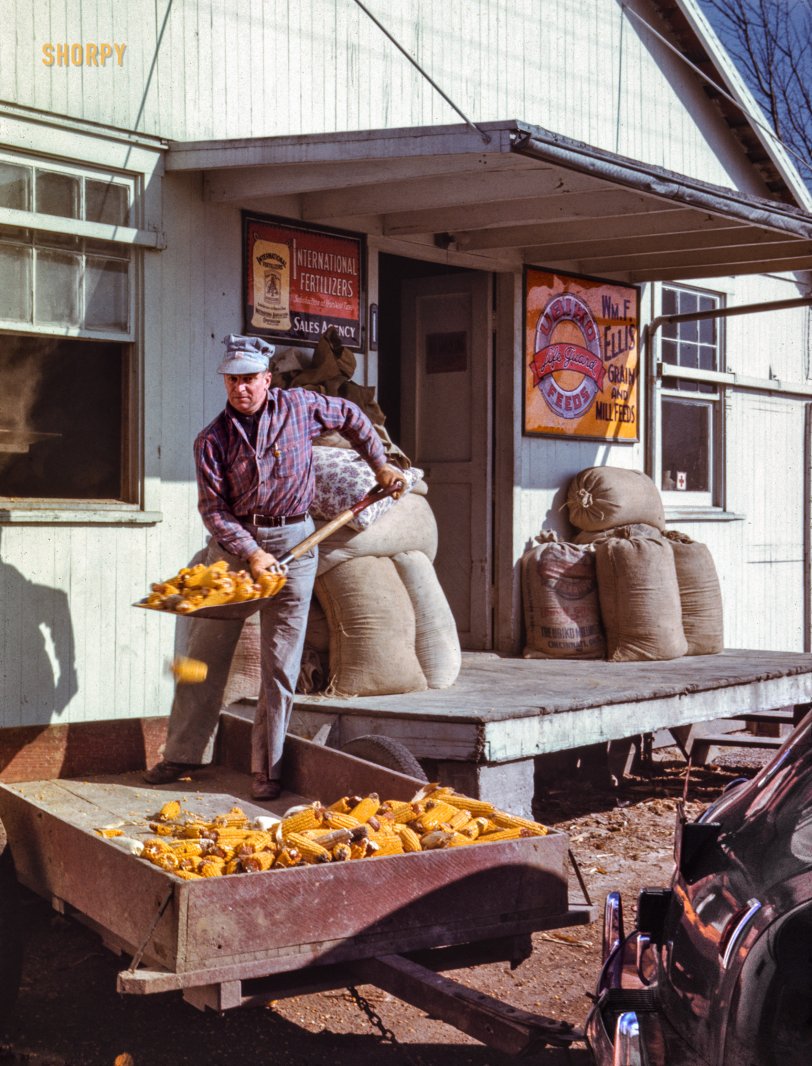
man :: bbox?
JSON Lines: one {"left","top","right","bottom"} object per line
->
{"left": 145, "top": 334, "right": 403, "bottom": 800}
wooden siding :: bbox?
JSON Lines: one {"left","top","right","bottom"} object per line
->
{"left": 0, "top": 0, "right": 778, "bottom": 197}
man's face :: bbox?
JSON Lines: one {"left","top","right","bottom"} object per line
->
{"left": 224, "top": 371, "right": 271, "bottom": 414}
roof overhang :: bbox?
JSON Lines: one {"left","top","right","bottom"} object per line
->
{"left": 167, "top": 120, "right": 812, "bottom": 283}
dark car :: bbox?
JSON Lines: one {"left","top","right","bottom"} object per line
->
{"left": 586, "top": 710, "right": 812, "bottom": 1065}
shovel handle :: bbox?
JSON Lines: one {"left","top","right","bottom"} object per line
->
{"left": 277, "top": 480, "right": 404, "bottom": 566}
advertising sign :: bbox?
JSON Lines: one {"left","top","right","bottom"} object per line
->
{"left": 524, "top": 267, "right": 639, "bottom": 440}
{"left": 243, "top": 212, "right": 365, "bottom": 350}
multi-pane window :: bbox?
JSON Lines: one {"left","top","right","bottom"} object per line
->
{"left": 659, "top": 285, "right": 723, "bottom": 505}
{"left": 0, "top": 156, "right": 135, "bottom": 504}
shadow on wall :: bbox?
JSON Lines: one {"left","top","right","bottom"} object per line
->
{"left": 0, "top": 523, "right": 78, "bottom": 725}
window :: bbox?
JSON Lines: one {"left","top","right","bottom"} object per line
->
{"left": 658, "top": 285, "right": 724, "bottom": 508}
{"left": 0, "top": 155, "right": 136, "bottom": 506}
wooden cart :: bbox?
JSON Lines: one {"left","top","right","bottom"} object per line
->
{"left": 0, "top": 737, "right": 593, "bottom": 1056}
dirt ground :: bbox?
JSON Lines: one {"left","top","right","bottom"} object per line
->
{"left": 0, "top": 747, "right": 767, "bottom": 1066}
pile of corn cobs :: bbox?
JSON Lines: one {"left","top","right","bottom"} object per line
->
{"left": 140, "top": 560, "right": 284, "bottom": 614}
{"left": 139, "top": 786, "right": 549, "bottom": 879}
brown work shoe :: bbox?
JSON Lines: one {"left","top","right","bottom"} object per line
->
{"left": 143, "top": 760, "right": 200, "bottom": 785}
{"left": 250, "top": 773, "right": 282, "bottom": 801}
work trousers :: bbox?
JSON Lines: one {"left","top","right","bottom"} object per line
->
{"left": 162, "top": 518, "right": 318, "bottom": 780}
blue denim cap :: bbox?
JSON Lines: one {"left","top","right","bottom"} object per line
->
{"left": 217, "top": 334, "right": 276, "bottom": 374}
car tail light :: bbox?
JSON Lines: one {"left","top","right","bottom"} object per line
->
{"left": 718, "top": 898, "right": 762, "bottom": 969}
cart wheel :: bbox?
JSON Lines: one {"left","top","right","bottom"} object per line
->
{"left": 341, "top": 735, "right": 427, "bottom": 781}
{"left": 0, "top": 819, "right": 22, "bottom": 1028}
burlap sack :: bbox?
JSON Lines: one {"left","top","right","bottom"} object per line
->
{"left": 663, "top": 531, "right": 724, "bottom": 655}
{"left": 392, "top": 550, "right": 461, "bottom": 688}
{"left": 315, "top": 556, "right": 428, "bottom": 696}
{"left": 305, "top": 598, "right": 330, "bottom": 653}
{"left": 574, "top": 523, "right": 662, "bottom": 545}
{"left": 521, "top": 532, "right": 605, "bottom": 659}
{"left": 222, "top": 617, "right": 261, "bottom": 705}
{"left": 567, "top": 467, "right": 666, "bottom": 532}
{"left": 595, "top": 534, "right": 687, "bottom": 661}
{"left": 316, "top": 492, "right": 438, "bottom": 575}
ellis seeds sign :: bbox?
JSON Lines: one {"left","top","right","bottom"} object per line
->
{"left": 523, "top": 267, "right": 639, "bottom": 440}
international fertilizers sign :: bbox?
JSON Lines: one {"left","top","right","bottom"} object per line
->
{"left": 243, "top": 212, "right": 365, "bottom": 350}
{"left": 523, "top": 267, "right": 639, "bottom": 441}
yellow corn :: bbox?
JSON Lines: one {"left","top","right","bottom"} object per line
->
{"left": 491, "top": 812, "right": 549, "bottom": 835}
{"left": 242, "top": 851, "right": 275, "bottom": 872}
{"left": 152, "top": 852, "right": 180, "bottom": 871}
{"left": 393, "top": 824, "right": 422, "bottom": 852}
{"left": 274, "top": 847, "right": 302, "bottom": 868}
{"left": 286, "top": 832, "right": 331, "bottom": 864}
{"left": 280, "top": 805, "right": 323, "bottom": 837}
{"left": 96, "top": 827, "right": 123, "bottom": 839}
{"left": 349, "top": 839, "right": 372, "bottom": 860}
{"left": 174, "top": 868, "right": 203, "bottom": 880}
{"left": 224, "top": 858, "right": 243, "bottom": 875}
{"left": 369, "top": 838, "right": 403, "bottom": 858}
{"left": 170, "top": 841, "right": 207, "bottom": 858}
{"left": 178, "top": 822, "right": 212, "bottom": 839}
{"left": 322, "top": 810, "right": 363, "bottom": 831}
{"left": 142, "top": 839, "right": 172, "bottom": 859}
{"left": 444, "top": 794, "right": 495, "bottom": 816}
{"left": 327, "top": 796, "right": 353, "bottom": 813}
{"left": 457, "top": 816, "right": 490, "bottom": 840}
{"left": 420, "top": 830, "right": 456, "bottom": 850}
{"left": 148, "top": 822, "right": 176, "bottom": 837}
{"left": 331, "top": 843, "right": 352, "bottom": 862}
{"left": 198, "top": 858, "right": 225, "bottom": 877}
{"left": 349, "top": 794, "right": 380, "bottom": 823}
{"left": 413, "top": 801, "right": 459, "bottom": 833}
{"left": 477, "top": 827, "right": 527, "bottom": 843}
{"left": 213, "top": 806, "right": 249, "bottom": 827}
{"left": 157, "top": 799, "right": 181, "bottom": 822}
{"left": 447, "top": 809, "right": 472, "bottom": 831}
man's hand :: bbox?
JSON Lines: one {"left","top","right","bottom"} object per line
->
{"left": 248, "top": 548, "right": 288, "bottom": 582}
{"left": 375, "top": 463, "right": 405, "bottom": 498}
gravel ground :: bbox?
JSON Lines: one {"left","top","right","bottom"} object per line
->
{"left": 0, "top": 747, "right": 770, "bottom": 1066}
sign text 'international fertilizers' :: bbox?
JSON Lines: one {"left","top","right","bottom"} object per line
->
{"left": 243, "top": 213, "right": 364, "bottom": 350}
{"left": 523, "top": 268, "right": 640, "bottom": 441}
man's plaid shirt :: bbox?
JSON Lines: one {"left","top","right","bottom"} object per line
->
{"left": 195, "top": 388, "right": 386, "bottom": 560}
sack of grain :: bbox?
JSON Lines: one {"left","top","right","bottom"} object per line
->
{"left": 567, "top": 467, "right": 666, "bottom": 532}
{"left": 316, "top": 492, "right": 438, "bottom": 576}
{"left": 392, "top": 550, "right": 461, "bottom": 687}
{"left": 573, "top": 522, "right": 662, "bottom": 545}
{"left": 521, "top": 532, "right": 605, "bottom": 659}
{"left": 222, "top": 616, "right": 261, "bottom": 705}
{"left": 663, "top": 531, "right": 724, "bottom": 655}
{"left": 595, "top": 533, "right": 687, "bottom": 661}
{"left": 311, "top": 446, "right": 424, "bottom": 530}
{"left": 315, "top": 556, "right": 428, "bottom": 696}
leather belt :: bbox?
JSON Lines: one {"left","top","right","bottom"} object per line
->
{"left": 246, "top": 512, "right": 308, "bottom": 528}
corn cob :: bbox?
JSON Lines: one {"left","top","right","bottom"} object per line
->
{"left": 369, "top": 835, "right": 404, "bottom": 857}
{"left": 170, "top": 841, "right": 208, "bottom": 858}
{"left": 152, "top": 852, "right": 180, "bottom": 871}
{"left": 242, "top": 851, "right": 275, "bottom": 872}
{"left": 392, "top": 824, "right": 422, "bottom": 852}
{"left": 156, "top": 799, "right": 182, "bottom": 822}
{"left": 280, "top": 805, "right": 323, "bottom": 837}
{"left": 491, "top": 812, "right": 549, "bottom": 835}
{"left": 142, "top": 839, "right": 172, "bottom": 859}
{"left": 420, "top": 830, "right": 456, "bottom": 850}
{"left": 381, "top": 800, "right": 413, "bottom": 822}
{"left": 301, "top": 828, "right": 353, "bottom": 849}
{"left": 349, "top": 839, "right": 372, "bottom": 860}
{"left": 96, "top": 827, "right": 124, "bottom": 838}
{"left": 331, "top": 842, "right": 352, "bottom": 862}
{"left": 213, "top": 806, "right": 249, "bottom": 827}
{"left": 446, "top": 809, "right": 473, "bottom": 831}
{"left": 224, "top": 858, "right": 243, "bottom": 875}
{"left": 199, "top": 858, "right": 226, "bottom": 877}
{"left": 457, "top": 816, "right": 490, "bottom": 840}
{"left": 413, "top": 801, "right": 459, "bottom": 833}
{"left": 178, "top": 821, "right": 212, "bottom": 839}
{"left": 174, "top": 868, "right": 203, "bottom": 880}
{"left": 286, "top": 831, "right": 331, "bottom": 864}
{"left": 322, "top": 810, "right": 363, "bottom": 831}
{"left": 477, "top": 827, "right": 528, "bottom": 842}
{"left": 349, "top": 793, "right": 380, "bottom": 823}
{"left": 274, "top": 847, "right": 302, "bottom": 868}
{"left": 148, "top": 822, "right": 176, "bottom": 837}
{"left": 327, "top": 795, "right": 353, "bottom": 813}
{"left": 443, "top": 794, "right": 495, "bottom": 816}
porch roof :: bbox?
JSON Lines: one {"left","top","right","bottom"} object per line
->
{"left": 167, "top": 120, "right": 812, "bottom": 283}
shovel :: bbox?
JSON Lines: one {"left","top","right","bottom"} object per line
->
{"left": 135, "top": 480, "right": 404, "bottom": 620}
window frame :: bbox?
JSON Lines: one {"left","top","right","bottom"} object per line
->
{"left": 0, "top": 153, "right": 146, "bottom": 515}
{"left": 652, "top": 282, "right": 728, "bottom": 515}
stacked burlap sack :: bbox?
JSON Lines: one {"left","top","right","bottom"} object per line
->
{"left": 521, "top": 466, "right": 724, "bottom": 663}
